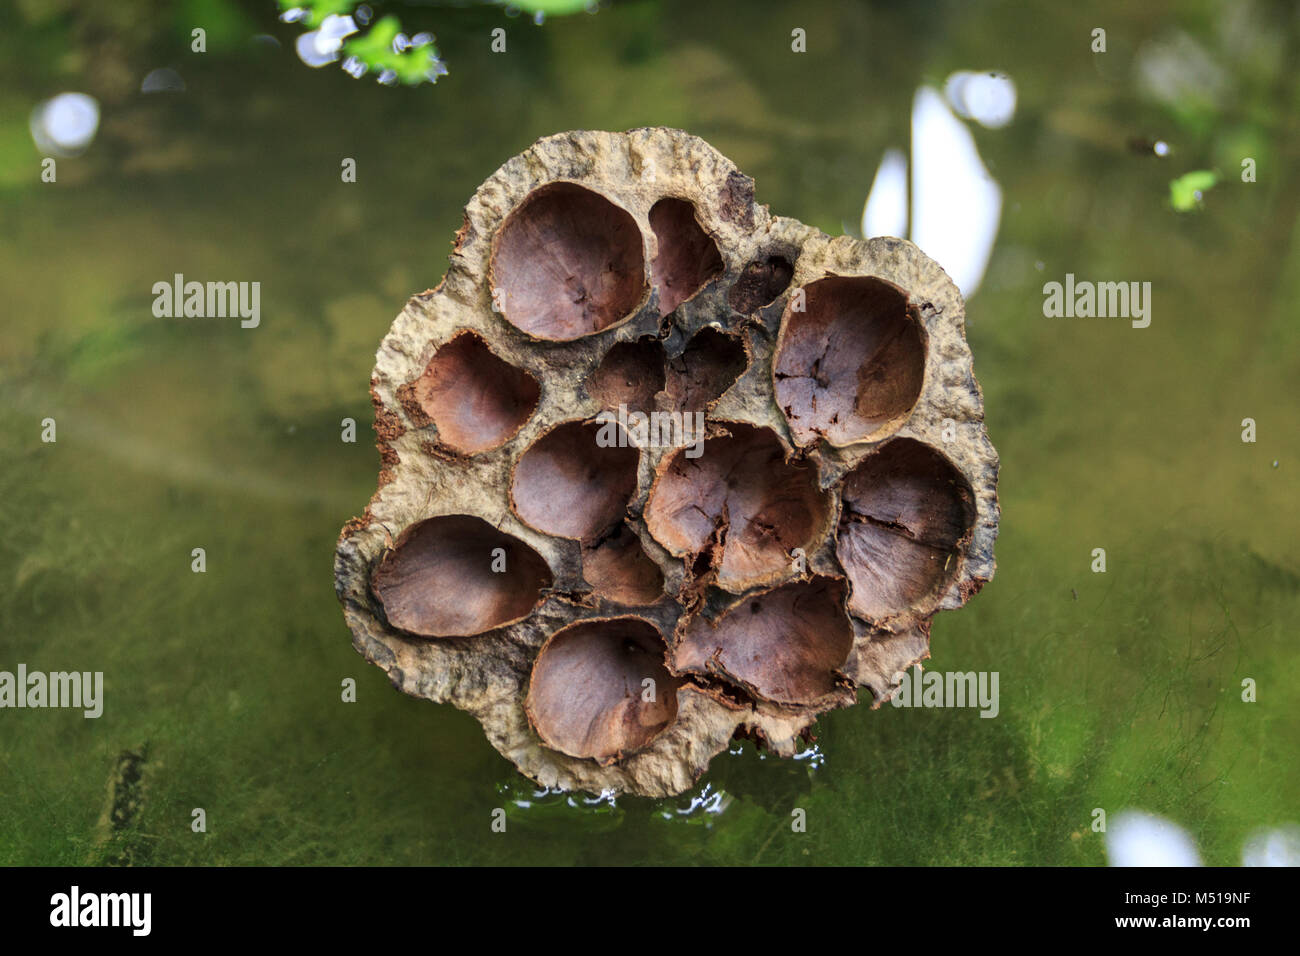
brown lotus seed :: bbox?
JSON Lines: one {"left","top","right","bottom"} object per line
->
{"left": 490, "top": 182, "right": 646, "bottom": 341}
{"left": 370, "top": 515, "right": 552, "bottom": 638}
{"left": 649, "top": 197, "right": 724, "bottom": 315}
{"left": 774, "top": 275, "right": 926, "bottom": 447}
{"left": 525, "top": 617, "right": 682, "bottom": 764}
{"left": 398, "top": 331, "right": 540, "bottom": 454}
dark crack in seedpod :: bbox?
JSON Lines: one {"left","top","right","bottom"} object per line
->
{"left": 335, "top": 128, "right": 1000, "bottom": 797}
{"left": 674, "top": 576, "right": 856, "bottom": 710}
{"left": 643, "top": 422, "right": 834, "bottom": 594}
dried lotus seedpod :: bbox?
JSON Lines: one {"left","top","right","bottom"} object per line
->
{"left": 335, "top": 127, "right": 999, "bottom": 798}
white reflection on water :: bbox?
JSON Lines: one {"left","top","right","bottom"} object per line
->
{"left": 661, "top": 781, "right": 731, "bottom": 820}
{"left": 29, "top": 92, "right": 100, "bottom": 157}
{"left": 910, "top": 87, "right": 1002, "bottom": 300}
{"left": 295, "top": 32, "right": 335, "bottom": 68}
{"left": 1241, "top": 825, "right": 1300, "bottom": 866}
{"left": 861, "top": 84, "right": 1004, "bottom": 299}
{"left": 295, "top": 14, "right": 359, "bottom": 68}
{"left": 1106, "top": 810, "right": 1202, "bottom": 867}
{"left": 944, "top": 70, "right": 1016, "bottom": 129}
{"left": 861, "top": 148, "right": 908, "bottom": 240}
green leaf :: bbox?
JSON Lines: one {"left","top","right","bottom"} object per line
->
{"left": 340, "top": 14, "right": 445, "bottom": 85}
{"left": 1169, "top": 169, "right": 1219, "bottom": 212}
{"left": 502, "top": 0, "right": 596, "bottom": 15}
{"left": 277, "top": 0, "right": 356, "bottom": 29}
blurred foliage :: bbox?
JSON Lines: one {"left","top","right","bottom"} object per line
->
{"left": 278, "top": 0, "right": 356, "bottom": 26}
{"left": 278, "top": 1, "right": 446, "bottom": 85}
{"left": 341, "top": 15, "right": 446, "bottom": 85}
{"left": 276, "top": 0, "right": 597, "bottom": 85}
{"left": 1169, "top": 169, "right": 1220, "bottom": 211}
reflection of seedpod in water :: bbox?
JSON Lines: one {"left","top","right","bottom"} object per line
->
{"left": 336, "top": 128, "right": 1000, "bottom": 797}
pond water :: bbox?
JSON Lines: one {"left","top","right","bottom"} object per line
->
{"left": 1, "top": 0, "right": 1297, "bottom": 865}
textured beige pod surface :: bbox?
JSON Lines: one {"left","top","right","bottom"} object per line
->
{"left": 335, "top": 127, "right": 999, "bottom": 798}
